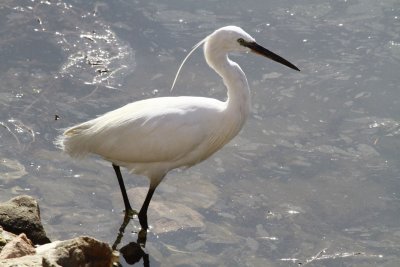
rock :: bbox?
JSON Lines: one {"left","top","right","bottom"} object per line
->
{"left": 39, "top": 236, "right": 115, "bottom": 267}
{"left": 0, "top": 196, "right": 115, "bottom": 266}
{"left": 0, "top": 227, "right": 16, "bottom": 251}
{"left": 0, "top": 254, "right": 43, "bottom": 266}
{"left": 0, "top": 195, "right": 50, "bottom": 245}
{"left": 124, "top": 187, "right": 205, "bottom": 234}
{"left": 119, "top": 242, "right": 146, "bottom": 265}
{"left": 0, "top": 233, "right": 35, "bottom": 259}
{"left": 0, "top": 236, "right": 115, "bottom": 267}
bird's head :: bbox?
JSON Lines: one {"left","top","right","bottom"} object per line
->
{"left": 170, "top": 26, "right": 299, "bottom": 91}
{"left": 206, "top": 26, "right": 300, "bottom": 71}
{"left": 206, "top": 26, "right": 256, "bottom": 53}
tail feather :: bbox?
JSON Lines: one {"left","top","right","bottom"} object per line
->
{"left": 54, "top": 125, "right": 92, "bottom": 158}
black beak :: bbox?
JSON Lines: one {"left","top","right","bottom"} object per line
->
{"left": 246, "top": 42, "right": 300, "bottom": 71}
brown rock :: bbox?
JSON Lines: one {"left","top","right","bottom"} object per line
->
{"left": 39, "top": 236, "right": 114, "bottom": 267}
{"left": 0, "top": 233, "right": 35, "bottom": 259}
{"left": 0, "top": 227, "right": 16, "bottom": 251}
{"left": 0, "top": 236, "right": 114, "bottom": 267}
{"left": 0, "top": 254, "right": 43, "bottom": 266}
{"left": 0, "top": 195, "right": 50, "bottom": 244}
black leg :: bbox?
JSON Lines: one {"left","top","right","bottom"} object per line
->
{"left": 111, "top": 211, "right": 132, "bottom": 251}
{"left": 112, "top": 164, "right": 133, "bottom": 214}
{"left": 138, "top": 187, "right": 156, "bottom": 230}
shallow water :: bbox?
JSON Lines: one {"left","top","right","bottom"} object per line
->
{"left": 1, "top": 0, "right": 400, "bottom": 266}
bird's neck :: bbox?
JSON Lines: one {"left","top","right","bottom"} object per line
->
{"left": 205, "top": 50, "right": 251, "bottom": 120}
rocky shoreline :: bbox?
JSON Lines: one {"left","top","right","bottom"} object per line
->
{"left": 0, "top": 195, "right": 117, "bottom": 266}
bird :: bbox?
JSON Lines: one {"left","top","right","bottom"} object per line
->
{"left": 56, "top": 26, "right": 300, "bottom": 230}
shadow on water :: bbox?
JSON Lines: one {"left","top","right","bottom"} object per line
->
{"left": 113, "top": 214, "right": 150, "bottom": 267}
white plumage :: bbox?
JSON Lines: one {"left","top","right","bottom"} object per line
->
{"left": 56, "top": 26, "right": 299, "bottom": 229}
{"left": 59, "top": 96, "right": 244, "bottom": 180}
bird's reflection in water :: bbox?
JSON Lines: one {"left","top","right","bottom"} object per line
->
{"left": 112, "top": 214, "right": 150, "bottom": 267}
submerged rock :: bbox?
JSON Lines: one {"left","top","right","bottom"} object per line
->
{"left": 125, "top": 187, "right": 205, "bottom": 234}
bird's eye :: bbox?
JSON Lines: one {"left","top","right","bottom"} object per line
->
{"left": 237, "top": 38, "right": 246, "bottom": 45}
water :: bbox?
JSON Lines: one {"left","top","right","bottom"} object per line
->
{"left": 0, "top": 0, "right": 399, "bottom": 266}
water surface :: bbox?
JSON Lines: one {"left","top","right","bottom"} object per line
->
{"left": 0, "top": 0, "right": 399, "bottom": 266}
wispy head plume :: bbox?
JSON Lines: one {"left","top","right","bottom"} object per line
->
{"left": 170, "top": 36, "right": 208, "bottom": 92}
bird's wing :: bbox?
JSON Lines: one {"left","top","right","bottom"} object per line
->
{"left": 64, "top": 97, "right": 224, "bottom": 165}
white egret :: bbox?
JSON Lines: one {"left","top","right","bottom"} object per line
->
{"left": 56, "top": 26, "right": 299, "bottom": 230}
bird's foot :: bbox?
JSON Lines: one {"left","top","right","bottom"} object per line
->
{"left": 124, "top": 208, "right": 138, "bottom": 219}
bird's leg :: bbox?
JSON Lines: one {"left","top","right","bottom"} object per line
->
{"left": 138, "top": 186, "right": 156, "bottom": 230}
{"left": 111, "top": 211, "right": 132, "bottom": 251}
{"left": 112, "top": 164, "right": 135, "bottom": 217}
{"left": 137, "top": 228, "right": 148, "bottom": 248}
